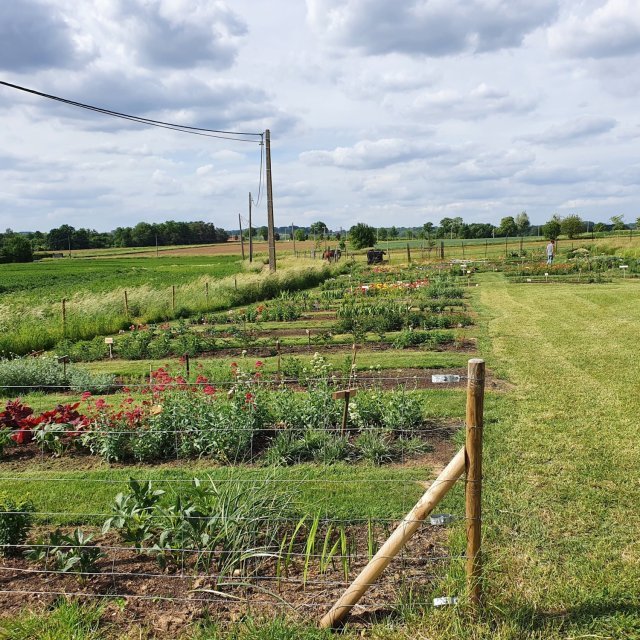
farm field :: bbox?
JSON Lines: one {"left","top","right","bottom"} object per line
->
{"left": 0, "top": 254, "right": 638, "bottom": 638}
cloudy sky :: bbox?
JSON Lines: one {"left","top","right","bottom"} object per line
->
{"left": 1, "top": 0, "right": 639, "bottom": 233}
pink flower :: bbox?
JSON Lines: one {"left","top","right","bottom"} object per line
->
{"left": 81, "top": 391, "right": 92, "bottom": 400}
{"left": 95, "top": 399, "right": 107, "bottom": 409}
{"left": 203, "top": 385, "right": 216, "bottom": 395}
{"left": 255, "top": 361, "right": 264, "bottom": 369}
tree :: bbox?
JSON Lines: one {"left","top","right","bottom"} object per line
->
{"left": 294, "top": 228, "right": 307, "bottom": 241}
{"left": 378, "top": 227, "right": 388, "bottom": 240}
{"left": 610, "top": 215, "right": 625, "bottom": 231}
{"left": 593, "top": 222, "right": 606, "bottom": 233}
{"left": 560, "top": 215, "right": 584, "bottom": 239}
{"left": 422, "top": 222, "right": 435, "bottom": 239}
{"left": 348, "top": 223, "right": 376, "bottom": 249}
{"left": 258, "top": 226, "right": 269, "bottom": 241}
{"left": 515, "top": 211, "right": 530, "bottom": 235}
{"left": 542, "top": 215, "right": 562, "bottom": 240}
{"left": 0, "top": 234, "right": 33, "bottom": 263}
{"left": 309, "top": 221, "right": 328, "bottom": 239}
{"left": 389, "top": 226, "right": 399, "bottom": 239}
{"left": 636, "top": 217, "right": 640, "bottom": 231}
{"left": 497, "top": 216, "right": 518, "bottom": 237}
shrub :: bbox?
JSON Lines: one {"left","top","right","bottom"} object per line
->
{"left": 0, "top": 494, "right": 35, "bottom": 557}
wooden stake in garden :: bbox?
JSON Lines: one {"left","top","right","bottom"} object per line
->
{"left": 124, "top": 290, "right": 129, "bottom": 317}
{"left": 276, "top": 339, "right": 281, "bottom": 376}
{"left": 406, "top": 243, "right": 411, "bottom": 263}
{"left": 466, "top": 358, "right": 485, "bottom": 610}
{"left": 205, "top": 281, "right": 209, "bottom": 307}
{"left": 171, "top": 286, "right": 176, "bottom": 312}
{"left": 61, "top": 298, "right": 67, "bottom": 337}
{"left": 332, "top": 388, "right": 357, "bottom": 435}
{"left": 184, "top": 353, "right": 190, "bottom": 380}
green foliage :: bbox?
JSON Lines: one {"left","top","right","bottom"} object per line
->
{"left": 0, "top": 234, "right": 33, "bottom": 263}
{"left": 561, "top": 214, "right": 584, "bottom": 239}
{"left": 348, "top": 222, "right": 376, "bottom": 249}
{"left": 0, "top": 494, "right": 35, "bottom": 556}
{"left": 26, "top": 528, "right": 104, "bottom": 575}
{"left": 0, "top": 356, "right": 115, "bottom": 396}
{"left": 543, "top": 215, "right": 562, "bottom": 240}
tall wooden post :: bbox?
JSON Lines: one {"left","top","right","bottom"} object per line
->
{"left": 239, "top": 213, "right": 245, "bottom": 260}
{"left": 124, "top": 290, "right": 129, "bottom": 317}
{"left": 205, "top": 281, "right": 209, "bottom": 307}
{"left": 466, "top": 358, "right": 485, "bottom": 610}
{"left": 248, "top": 193, "right": 253, "bottom": 263}
{"left": 406, "top": 243, "right": 411, "bottom": 263}
{"left": 265, "top": 129, "right": 276, "bottom": 272}
{"left": 291, "top": 223, "right": 296, "bottom": 254}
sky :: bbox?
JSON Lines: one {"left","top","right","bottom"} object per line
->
{"left": 1, "top": 0, "right": 639, "bottom": 233}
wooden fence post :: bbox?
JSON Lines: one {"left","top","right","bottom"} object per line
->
{"left": 124, "top": 290, "right": 129, "bottom": 317}
{"left": 319, "top": 447, "right": 466, "bottom": 628}
{"left": 466, "top": 358, "right": 485, "bottom": 610}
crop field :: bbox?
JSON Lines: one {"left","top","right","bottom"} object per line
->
{"left": 0, "top": 248, "right": 638, "bottom": 639}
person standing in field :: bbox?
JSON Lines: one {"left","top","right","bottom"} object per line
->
{"left": 546, "top": 239, "right": 555, "bottom": 265}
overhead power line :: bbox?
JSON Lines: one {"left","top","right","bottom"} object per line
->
{"left": 0, "top": 80, "right": 263, "bottom": 143}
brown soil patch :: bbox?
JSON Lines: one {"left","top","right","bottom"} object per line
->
{"left": 0, "top": 514, "right": 452, "bottom": 637}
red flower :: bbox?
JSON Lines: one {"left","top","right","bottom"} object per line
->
{"left": 203, "top": 385, "right": 216, "bottom": 395}
{"left": 255, "top": 361, "right": 264, "bottom": 369}
{"left": 95, "top": 399, "right": 107, "bottom": 409}
{"left": 81, "top": 391, "right": 92, "bottom": 400}
{"left": 230, "top": 362, "right": 238, "bottom": 368}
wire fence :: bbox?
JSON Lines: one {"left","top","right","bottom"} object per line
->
{"left": 0, "top": 366, "right": 481, "bottom": 628}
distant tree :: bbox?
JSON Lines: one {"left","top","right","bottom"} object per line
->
{"left": 258, "top": 226, "right": 269, "bottom": 241}
{"left": 636, "top": 216, "right": 640, "bottom": 230}
{"left": 348, "top": 223, "right": 376, "bottom": 249}
{"left": 378, "top": 227, "right": 388, "bottom": 240}
{"left": 389, "top": 226, "right": 399, "bottom": 239}
{"left": 593, "top": 222, "right": 606, "bottom": 233}
{"left": 0, "top": 234, "right": 33, "bottom": 263}
{"left": 610, "top": 215, "right": 626, "bottom": 231}
{"left": 542, "top": 215, "right": 562, "bottom": 240}
{"left": 47, "top": 224, "right": 75, "bottom": 251}
{"left": 294, "top": 228, "right": 307, "bottom": 241}
{"left": 422, "top": 222, "right": 435, "bottom": 239}
{"left": 515, "top": 211, "right": 531, "bottom": 235}
{"left": 309, "top": 221, "right": 328, "bottom": 239}
{"left": 498, "top": 216, "right": 518, "bottom": 237}
{"left": 560, "top": 215, "right": 584, "bottom": 239}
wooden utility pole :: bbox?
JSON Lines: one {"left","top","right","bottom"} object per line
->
{"left": 291, "top": 222, "right": 296, "bottom": 253}
{"left": 466, "top": 358, "right": 485, "bottom": 610}
{"left": 265, "top": 129, "right": 276, "bottom": 272}
{"left": 238, "top": 213, "right": 245, "bottom": 260}
{"left": 248, "top": 192, "right": 253, "bottom": 262}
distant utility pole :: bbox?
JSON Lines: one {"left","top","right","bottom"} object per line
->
{"left": 155, "top": 234, "right": 159, "bottom": 257}
{"left": 292, "top": 222, "right": 296, "bottom": 253}
{"left": 248, "top": 192, "right": 253, "bottom": 263}
{"left": 265, "top": 129, "right": 276, "bottom": 272}
{"left": 238, "top": 213, "right": 245, "bottom": 260}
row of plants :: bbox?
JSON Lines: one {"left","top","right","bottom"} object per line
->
{"left": 0, "top": 356, "right": 115, "bottom": 397}
{"left": 0, "top": 477, "right": 388, "bottom": 586}
{"left": 0, "top": 361, "right": 433, "bottom": 465}
{"left": 0, "top": 262, "right": 344, "bottom": 357}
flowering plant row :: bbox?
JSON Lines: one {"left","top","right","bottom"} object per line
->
{"left": 0, "top": 363, "right": 431, "bottom": 465}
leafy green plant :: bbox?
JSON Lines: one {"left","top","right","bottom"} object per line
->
{"left": 26, "top": 528, "right": 104, "bottom": 577}
{"left": 0, "top": 494, "right": 35, "bottom": 557}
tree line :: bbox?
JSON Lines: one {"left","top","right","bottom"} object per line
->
{"left": 0, "top": 220, "right": 229, "bottom": 263}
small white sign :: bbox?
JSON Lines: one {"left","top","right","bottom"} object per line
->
{"left": 432, "top": 374, "right": 461, "bottom": 384}
{"left": 104, "top": 337, "right": 114, "bottom": 344}
{"left": 433, "top": 597, "right": 458, "bottom": 607}
{"left": 620, "top": 265, "right": 628, "bottom": 269}
{"left": 526, "top": 278, "right": 532, "bottom": 282}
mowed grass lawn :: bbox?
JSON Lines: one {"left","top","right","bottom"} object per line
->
{"left": 446, "top": 273, "right": 639, "bottom": 639}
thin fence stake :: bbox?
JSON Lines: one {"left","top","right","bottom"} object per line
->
{"left": 465, "top": 358, "right": 485, "bottom": 610}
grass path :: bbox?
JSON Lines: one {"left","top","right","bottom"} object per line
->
{"left": 455, "top": 273, "right": 640, "bottom": 639}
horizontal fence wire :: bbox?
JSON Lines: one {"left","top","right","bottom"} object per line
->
{"left": 0, "top": 368, "right": 469, "bottom": 618}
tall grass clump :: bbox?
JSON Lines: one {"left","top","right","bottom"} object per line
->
{"left": 0, "top": 260, "right": 344, "bottom": 356}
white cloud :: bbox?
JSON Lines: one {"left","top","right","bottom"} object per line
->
{"left": 522, "top": 116, "right": 617, "bottom": 146}
{"left": 548, "top": 0, "right": 640, "bottom": 58}
{"left": 307, "top": 0, "right": 559, "bottom": 56}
